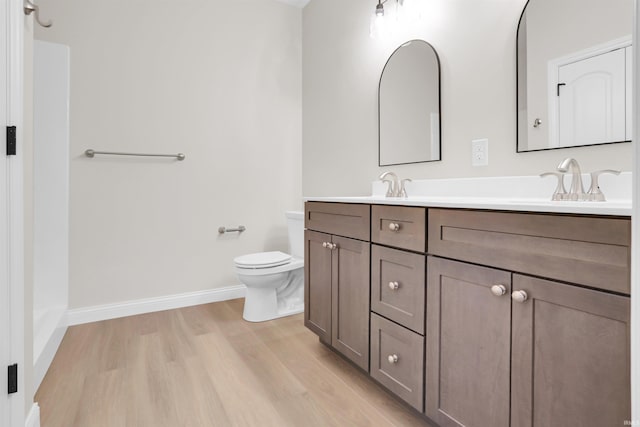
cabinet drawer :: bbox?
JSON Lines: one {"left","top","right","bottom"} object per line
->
{"left": 370, "top": 313, "right": 424, "bottom": 412}
{"left": 372, "top": 205, "right": 426, "bottom": 252}
{"left": 428, "top": 209, "right": 631, "bottom": 294}
{"left": 371, "top": 245, "right": 425, "bottom": 334}
{"left": 305, "top": 202, "right": 370, "bottom": 241}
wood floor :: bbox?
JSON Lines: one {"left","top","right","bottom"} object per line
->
{"left": 36, "top": 299, "right": 433, "bottom": 427}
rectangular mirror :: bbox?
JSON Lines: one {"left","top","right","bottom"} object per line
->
{"left": 379, "top": 40, "right": 441, "bottom": 166}
{"left": 517, "top": 0, "right": 633, "bottom": 152}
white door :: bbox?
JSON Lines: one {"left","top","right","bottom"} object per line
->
{"left": 558, "top": 48, "right": 627, "bottom": 147}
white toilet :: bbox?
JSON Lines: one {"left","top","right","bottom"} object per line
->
{"left": 234, "top": 211, "right": 305, "bottom": 322}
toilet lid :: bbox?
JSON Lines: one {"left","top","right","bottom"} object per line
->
{"left": 234, "top": 251, "right": 292, "bottom": 269}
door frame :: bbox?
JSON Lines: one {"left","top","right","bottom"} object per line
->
{"left": 3, "top": 0, "right": 25, "bottom": 425}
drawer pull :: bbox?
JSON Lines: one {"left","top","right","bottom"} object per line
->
{"left": 388, "top": 281, "right": 400, "bottom": 290}
{"left": 511, "top": 290, "right": 528, "bottom": 303}
{"left": 388, "top": 222, "right": 401, "bottom": 232}
{"left": 387, "top": 354, "right": 399, "bottom": 364}
{"left": 490, "top": 285, "right": 507, "bottom": 296}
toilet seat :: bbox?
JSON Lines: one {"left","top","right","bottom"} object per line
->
{"left": 234, "top": 251, "right": 292, "bottom": 269}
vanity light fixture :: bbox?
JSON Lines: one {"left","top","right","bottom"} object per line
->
{"left": 370, "top": 0, "right": 421, "bottom": 40}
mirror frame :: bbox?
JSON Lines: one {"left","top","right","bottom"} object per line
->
{"left": 378, "top": 39, "right": 442, "bottom": 166}
{"left": 516, "top": 0, "right": 633, "bottom": 153}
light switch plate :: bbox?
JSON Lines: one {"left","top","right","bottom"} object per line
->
{"left": 471, "top": 138, "right": 489, "bottom": 166}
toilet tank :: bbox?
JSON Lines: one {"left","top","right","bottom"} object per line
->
{"left": 286, "top": 211, "right": 305, "bottom": 259}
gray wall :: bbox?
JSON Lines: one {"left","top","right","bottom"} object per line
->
{"left": 302, "top": 0, "right": 632, "bottom": 197}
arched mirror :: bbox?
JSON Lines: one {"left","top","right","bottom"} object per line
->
{"left": 379, "top": 40, "right": 441, "bottom": 166}
{"left": 517, "top": 0, "right": 633, "bottom": 152}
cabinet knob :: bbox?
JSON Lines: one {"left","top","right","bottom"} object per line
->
{"left": 322, "top": 242, "right": 328, "bottom": 248}
{"left": 490, "top": 285, "right": 507, "bottom": 296}
{"left": 388, "top": 281, "right": 399, "bottom": 291}
{"left": 387, "top": 354, "right": 399, "bottom": 364}
{"left": 388, "top": 222, "right": 401, "bottom": 232}
{"left": 511, "top": 290, "right": 528, "bottom": 303}
{"left": 330, "top": 243, "right": 338, "bottom": 250}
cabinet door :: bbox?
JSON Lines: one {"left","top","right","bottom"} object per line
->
{"left": 332, "top": 235, "right": 370, "bottom": 370}
{"left": 511, "top": 274, "right": 630, "bottom": 427}
{"left": 304, "top": 230, "right": 332, "bottom": 343}
{"left": 426, "top": 257, "right": 511, "bottom": 427}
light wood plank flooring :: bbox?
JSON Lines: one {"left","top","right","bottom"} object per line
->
{"left": 36, "top": 299, "right": 432, "bottom": 427}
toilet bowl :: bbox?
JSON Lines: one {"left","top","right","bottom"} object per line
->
{"left": 234, "top": 211, "right": 305, "bottom": 322}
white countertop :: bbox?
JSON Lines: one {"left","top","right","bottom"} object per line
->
{"left": 304, "top": 195, "right": 631, "bottom": 216}
{"left": 304, "top": 173, "right": 633, "bottom": 216}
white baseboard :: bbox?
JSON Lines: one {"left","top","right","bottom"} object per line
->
{"left": 33, "top": 322, "right": 67, "bottom": 392}
{"left": 25, "top": 403, "right": 40, "bottom": 427}
{"left": 66, "top": 285, "right": 246, "bottom": 326}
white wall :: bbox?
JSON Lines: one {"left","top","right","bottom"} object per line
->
{"left": 36, "top": 0, "right": 302, "bottom": 309}
{"left": 302, "top": 0, "right": 633, "bottom": 197}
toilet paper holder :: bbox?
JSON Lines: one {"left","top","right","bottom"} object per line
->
{"left": 218, "top": 225, "right": 246, "bottom": 234}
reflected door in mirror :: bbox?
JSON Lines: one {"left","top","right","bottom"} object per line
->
{"left": 516, "top": 0, "right": 633, "bottom": 152}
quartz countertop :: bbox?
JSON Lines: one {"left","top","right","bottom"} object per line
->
{"left": 303, "top": 195, "right": 631, "bottom": 216}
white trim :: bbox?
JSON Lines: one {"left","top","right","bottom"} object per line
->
{"left": 547, "top": 36, "right": 633, "bottom": 148}
{"left": 25, "top": 403, "right": 40, "bottom": 427}
{"left": 8, "top": 0, "right": 25, "bottom": 425}
{"left": 632, "top": 1, "right": 639, "bottom": 423}
{"left": 66, "top": 285, "right": 247, "bottom": 326}
{"left": 33, "top": 323, "right": 67, "bottom": 393}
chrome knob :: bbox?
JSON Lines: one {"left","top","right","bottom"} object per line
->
{"left": 329, "top": 243, "right": 338, "bottom": 250}
{"left": 490, "top": 285, "right": 507, "bottom": 296}
{"left": 511, "top": 290, "right": 528, "bottom": 303}
{"left": 388, "top": 222, "right": 400, "bottom": 232}
{"left": 388, "top": 281, "right": 399, "bottom": 291}
{"left": 387, "top": 354, "right": 399, "bottom": 364}
{"left": 322, "top": 242, "right": 328, "bottom": 248}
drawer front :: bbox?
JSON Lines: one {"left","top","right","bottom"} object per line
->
{"left": 370, "top": 313, "right": 424, "bottom": 412}
{"left": 371, "top": 245, "right": 425, "bottom": 334}
{"left": 428, "top": 209, "right": 631, "bottom": 294}
{"left": 372, "top": 205, "right": 426, "bottom": 252}
{"left": 305, "top": 202, "right": 370, "bottom": 241}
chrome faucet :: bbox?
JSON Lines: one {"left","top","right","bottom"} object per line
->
{"left": 379, "top": 171, "right": 399, "bottom": 197}
{"left": 557, "top": 158, "right": 587, "bottom": 201}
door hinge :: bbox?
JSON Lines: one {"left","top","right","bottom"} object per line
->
{"left": 6, "top": 126, "right": 16, "bottom": 156}
{"left": 8, "top": 364, "right": 17, "bottom": 394}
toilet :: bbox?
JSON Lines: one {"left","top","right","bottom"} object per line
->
{"left": 234, "top": 211, "right": 305, "bottom": 322}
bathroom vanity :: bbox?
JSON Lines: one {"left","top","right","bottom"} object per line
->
{"left": 303, "top": 198, "right": 631, "bottom": 427}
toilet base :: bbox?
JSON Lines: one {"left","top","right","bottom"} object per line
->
{"left": 242, "top": 286, "right": 304, "bottom": 322}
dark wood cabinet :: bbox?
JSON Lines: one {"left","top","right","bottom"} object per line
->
{"left": 426, "top": 256, "right": 512, "bottom": 427}
{"left": 305, "top": 201, "right": 631, "bottom": 427}
{"left": 511, "top": 274, "right": 630, "bottom": 427}
{"left": 304, "top": 204, "right": 370, "bottom": 371}
{"left": 426, "top": 257, "right": 631, "bottom": 427}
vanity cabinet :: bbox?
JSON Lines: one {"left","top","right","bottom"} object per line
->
{"left": 304, "top": 203, "right": 371, "bottom": 370}
{"left": 304, "top": 201, "right": 631, "bottom": 427}
{"left": 427, "top": 209, "right": 631, "bottom": 427}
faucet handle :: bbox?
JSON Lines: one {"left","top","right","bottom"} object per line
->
{"left": 381, "top": 179, "right": 394, "bottom": 197}
{"left": 399, "top": 179, "right": 412, "bottom": 198}
{"left": 540, "top": 172, "right": 568, "bottom": 201}
{"left": 587, "top": 170, "right": 620, "bottom": 202}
